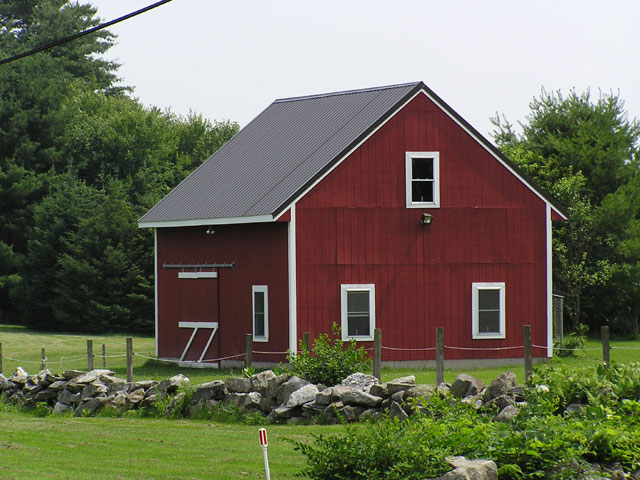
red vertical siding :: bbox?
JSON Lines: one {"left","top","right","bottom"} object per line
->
{"left": 295, "top": 92, "right": 549, "bottom": 361}
{"left": 157, "top": 223, "right": 289, "bottom": 362}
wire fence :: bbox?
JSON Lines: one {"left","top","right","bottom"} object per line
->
{"left": 1, "top": 326, "right": 639, "bottom": 382}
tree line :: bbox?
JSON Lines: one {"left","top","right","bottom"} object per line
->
{"left": 0, "top": 0, "right": 238, "bottom": 333}
{"left": 1, "top": 1, "right": 638, "bottom": 336}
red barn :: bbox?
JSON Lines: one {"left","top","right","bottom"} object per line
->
{"left": 139, "top": 82, "right": 566, "bottom": 367}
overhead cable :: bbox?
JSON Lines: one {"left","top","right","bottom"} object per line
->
{"left": 0, "top": 0, "right": 174, "bottom": 67}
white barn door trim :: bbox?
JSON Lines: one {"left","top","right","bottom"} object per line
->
{"left": 178, "top": 321, "right": 218, "bottom": 363}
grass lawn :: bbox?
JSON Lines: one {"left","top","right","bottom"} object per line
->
{"left": 1, "top": 325, "right": 639, "bottom": 479}
{"left": 0, "top": 411, "right": 340, "bottom": 479}
{"left": 1, "top": 324, "right": 639, "bottom": 385}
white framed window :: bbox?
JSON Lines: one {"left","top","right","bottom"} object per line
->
{"left": 472, "top": 282, "right": 506, "bottom": 339}
{"left": 252, "top": 285, "right": 268, "bottom": 342}
{"left": 406, "top": 151, "right": 440, "bottom": 208}
{"left": 340, "top": 284, "right": 375, "bottom": 341}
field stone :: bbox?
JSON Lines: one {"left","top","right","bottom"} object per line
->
{"left": 47, "top": 380, "right": 68, "bottom": 392}
{"left": 277, "top": 376, "right": 309, "bottom": 404}
{"left": 340, "top": 372, "right": 378, "bottom": 392}
{"left": 225, "top": 377, "right": 251, "bottom": 394}
{"left": 403, "top": 384, "right": 436, "bottom": 402}
{"left": 493, "top": 404, "right": 520, "bottom": 422}
{"left": 360, "top": 408, "right": 384, "bottom": 422}
{"left": 437, "top": 456, "right": 498, "bottom": 480}
{"left": 164, "top": 392, "right": 186, "bottom": 417}
{"left": 484, "top": 372, "right": 517, "bottom": 402}
{"left": 81, "top": 382, "right": 108, "bottom": 399}
{"left": 74, "top": 370, "right": 114, "bottom": 384}
{"left": 322, "top": 401, "right": 344, "bottom": 422}
{"left": 387, "top": 375, "right": 415, "bottom": 395}
{"left": 389, "top": 401, "right": 408, "bottom": 421}
{"left": 340, "top": 390, "right": 382, "bottom": 408}
{"left": 128, "top": 388, "right": 146, "bottom": 404}
{"left": 284, "top": 384, "right": 318, "bottom": 408}
{"left": 158, "top": 374, "right": 189, "bottom": 396}
{"left": 451, "top": 373, "right": 485, "bottom": 398}
{"left": 250, "top": 370, "right": 276, "bottom": 396}
{"left": 368, "top": 383, "right": 389, "bottom": 398}
{"left": 272, "top": 405, "right": 300, "bottom": 419}
{"left": 315, "top": 387, "right": 333, "bottom": 405}
{"left": 63, "top": 370, "right": 85, "bottom": 381}
{"left": 260, "top": 396, "right": 277, "bottom": 413}
{"left": 107, "top": 381, "right": 130, "bottom": 395}
{"left": 9, "top": 367, "right": 28, "bottom": 384}
{"left": 74, "top": 397, "right": 107, "bottom": 417}
{"left": 243, "top": 392, "right": 262, "bottom": 410}
{"left": 338, "top": 404, "right": 365, "bottom": 422}
{"left": 33, "top": 389, "right": 58, "bottom": 402}
{"left": 58, "top": 389, "right": 81, "bottom": 405}
{"left": 53, "top": 401, "right": 72, "bottom": 415}
{"left": 133, "top": 380, "right": 158, "bottom": 391}
{"left": 192, "top": 380, "right": 226, "bottom": 403}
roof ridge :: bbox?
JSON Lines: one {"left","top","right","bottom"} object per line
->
{"left": 274, "top": 81, "right": 422, "bottom": 104}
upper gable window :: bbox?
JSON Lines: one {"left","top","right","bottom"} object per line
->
{"left": 405, "top": 152, "right": 440, "bottom": 208}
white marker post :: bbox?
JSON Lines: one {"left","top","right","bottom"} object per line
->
{"left": 259, "top": 428, "right": 271, "bottom": 480}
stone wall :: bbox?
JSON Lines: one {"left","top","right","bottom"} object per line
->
{"left": 0, "top": 367, "right": 525, "bottom": 424}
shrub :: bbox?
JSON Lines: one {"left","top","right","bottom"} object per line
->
{"left": 287, "top": 323, "right": 369, "bottom": 385}
{"left": 294, "top": 388, "right": 640, "bottom": 479}
{"left": 553, "top": 324, "right": 587, "bottom": 357}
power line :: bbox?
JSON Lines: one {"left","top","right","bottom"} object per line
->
{"left": 0, "top": 0, "right": 174, "bottom": 67}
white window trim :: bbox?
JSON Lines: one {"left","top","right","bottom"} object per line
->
{"left": 405, "top": 151, "right": 440, "bottom": 208}
{"left": 472, "top": 282, "right": 506, "bottom": 339}
{"left": 252, "top": 285, "right": 269, "bottom": 342}
{"left": 340, "top": 284, "right": 375, "bottom": 341}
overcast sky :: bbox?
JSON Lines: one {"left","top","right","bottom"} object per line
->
{"left": 89, "top": 0, "right": 640, "bottom": 140}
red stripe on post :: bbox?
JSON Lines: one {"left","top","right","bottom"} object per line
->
{"left": 259, "top": 428, "right": 268, "bottom": 447}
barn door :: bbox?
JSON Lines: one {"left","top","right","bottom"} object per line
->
{"left": 176, "top": 270, "right": 219, "bottom": 363}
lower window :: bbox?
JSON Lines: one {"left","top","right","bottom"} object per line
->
{"left": 472, "top": 282, "right": 505, "bottom": 339}
{"left": 340, "top": 284, "right": 375, "bottom": 341}
{"left": 252, "top": 285, "right": 268, "bottom": 342}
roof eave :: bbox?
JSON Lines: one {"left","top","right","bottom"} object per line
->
{"left": 138, "top": 214, "right": 275, "bottom": 229}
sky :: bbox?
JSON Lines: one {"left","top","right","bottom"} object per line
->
{"left": 89, "top": 0, "right": 640, "bottom": 140}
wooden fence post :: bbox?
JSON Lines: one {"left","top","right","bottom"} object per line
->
{"left": 601, "top": 326, "right": 610, "bottom": 370}
{"left": 41, "top": 348, "right": 46, "bottom": 371}
{"left": 302, "top": 332, "right": 311, "bottom": 351}
{"left": 126, "top": 337, "right": 133, "bottom": 382}
{"left": 102, "top": 344, "right": 107, "bottom": 368}
{"left": 245, "top": 334, "right": 253, "bottom": 368}
{"left": 87, "top": 340, "right": 93, "bottom": 371}
{"left": 436, "top": 327, "right": 444, "bottom": 386}
{"left": 373, "top": 328, "right": 382, "bottom": 381}
{"left": 523, "top": 325, "right": 532, "bottom": 382}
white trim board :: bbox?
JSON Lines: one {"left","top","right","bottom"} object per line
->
{"left": 178, "top": 272, "right": 218, "bottom": 279}
{"left": 288, "top": 203, "right": 298, "bottom": 354}
{"left": 138, "top": 214, "right": 274, "bottom": 229}
{"left": 546, "top": 204, "right": 553, "bottom": 358}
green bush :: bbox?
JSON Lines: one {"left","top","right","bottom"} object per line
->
{"left": 294, "top": 387, "right": 640, "bottom": 479}
{"left": 553, "top": 324, "right": 587, "bottom": 357}
{"left": 287, "top": 323, "right": 369, "bottom": 386}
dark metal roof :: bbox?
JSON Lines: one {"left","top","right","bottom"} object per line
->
{"left": 139, "top": 82, "right": 422, "bottom": 225}
{"left": 139, "top": 81, "right": 567, "bottom": 226}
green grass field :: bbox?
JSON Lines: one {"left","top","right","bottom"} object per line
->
{"left": 0, "top": 411, "right": 341, "bottom": 479}
{"left": 1, "top": 324, "right": 639, "bottom": 479}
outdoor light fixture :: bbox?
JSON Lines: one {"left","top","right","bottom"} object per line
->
{"left": 206, "top": 226, "right": 215, "bottom": 235}
{"left": 421, "top": 213, "right": 433, "bottom": 225}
